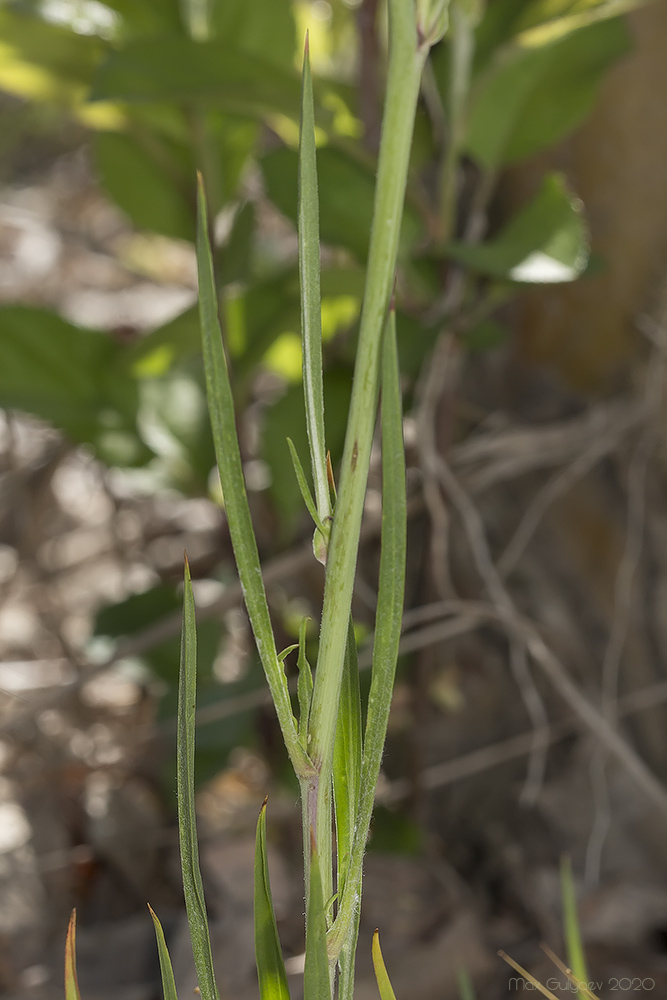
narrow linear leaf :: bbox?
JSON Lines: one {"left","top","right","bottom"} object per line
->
{"left": 298, "top": 36, "right": 330, "bottom": 523}
{"left": 329, "top": 309, "right": 406, "bottom": 958}
{"left": 457, "top": 967, "right": 476, "bottom": 1000}
{"left": 177, "top": 555, "right": 220, "bottom": 1000}
{"left": 560, "top": 856, "right": 589, "bottom": 1000}
{"left": 287, "top": 437, "right": 324, "bottom": 531}
{"left": 254, "top": 801, "right": 291, "bottom": 1000}
{"left": 196, "top": 174, "right": 311, "bottom": 778}
{"left": 540, "top": 944, "right": 600, "bottom": 1000}
{"left": 498, "top": 951, "right": 560, "bottom": 1000}
{"left": 333, "top": 620, "right": 362, "bottom": 900}
{"left": 304, "top": 830, "right": 330, "bottom": 1000}
{"left": 148, "top": 905, "right": 179, "bottom": 1000}
{"left": 65, "top": 910, "right": 81, "bottom": 1000}
{"left": 372, "top": 931, "right": 397, "bottom": 1000}
{"left": 297, "top": 618, "right": 313, "bottom": 747}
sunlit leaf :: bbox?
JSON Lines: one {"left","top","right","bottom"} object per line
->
{"left": 560, "top": 860, "right": 591, "bottom": 1000}
{"left": 447, "top": 173, "right": 588, "bottom": 283}
{"left": 254, "top": 801, "right": 291, "bottom": 1000}
{"left": 372, "top": 931, "right": 397, "bottom": 1000}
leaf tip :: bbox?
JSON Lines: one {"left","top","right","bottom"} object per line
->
{"left": 304, "top": 29, "right": 310, "bottom": 57}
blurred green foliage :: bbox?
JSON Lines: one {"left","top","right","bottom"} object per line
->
{"left": 0, "top": 0, "right": 641, "bottom": 760}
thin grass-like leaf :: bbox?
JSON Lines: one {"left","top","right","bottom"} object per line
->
{"left": 540, "top": 944, "right": 600, "bottom": 1000}
{"left": 333, "top": 620, "right": 362, "bottom": 899}
{"left": 148, "top": 904, "right": 179, "bottom": 1000}
{"left": 304, "top": 829, "right": 330, "bottom": 1000}
{"left": 64, "top": 910, "right": 81, "bottom": 1000}
{"left": 254, "top": 800, "right": 291, "bottom": 1000}
{"left": 457, "top": 968, "right": 476, "bottom": 1000}
{"left": 560, "top": 856, "right": 589, "bottom": 1000}
{"left": 298, "top": 35, "right": 329, "bottom": 524}
{"left": 177, "top": 554, "right": 220, "bottom": 1000}
{"left": 372, "top": 930, "right": 397, "bottom": 1000}
{"left": 196, "top": 173, "right": 311, "bottom": 779}
{"left": 287, "top": 438, "right": 324, "bottom": 531}
{"left": 498, "top": 951, "right": 560, "bottom": 1000}
{"left": 297, "top": 618, "right": 313, "bottom": 748}
{"left": 328, "top": 309, "right": 406, "bottom": 959}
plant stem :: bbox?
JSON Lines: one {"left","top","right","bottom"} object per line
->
{"left": 438, "top": 0, "right": 476, "bottom": 245}
{"left": 306, "top": 0, "right": 426, "bottom": 891}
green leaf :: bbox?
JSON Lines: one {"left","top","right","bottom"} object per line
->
{"left": 65, "top": 910, "right": 81, "bottom": 1000}
{"left": 263, "top": 146, "right": 423, "bottom": 263}
{"left": 561, "top": 856, "right": 589, "bottom": 1000}
{"left": 254, "top": 801, "right": 291, "bottom": 1000}
{"left": 0, "top": 9, "right": 105, "bottom": 104}
{"left": 0, "top": 306, "right": 148, "bottom": 466}
{"left": 91, "top": 36, "right": 302, "bottom": 117}
{"left": 465, "top": 17, "right": 630, "bottom": 166}
{"left": 196, "top": 175, "right": 311, "bottom": 778}
{"left": 297, "top": 618, "right": 313, "bottom": 748}
{"left": 148, "top": 905, "right": 179, "bottom": 1000}
{"left": 177, "top": 556, "right": 220, "bottom": 1000}
{"left": 457, "top": 967, "right": 476, "bottom": 1000}
{"left": 298, "top": 38, "right": 329, "bottom": 524}
{"left": 287, "top": 438, "right": 324, "bottom": 531}
{"left": 328, "top": 310, "right": 406, "bottom": 960}
{"left": 211, "top": 0, "right": 296, "bottom": 70}
{"left": 333, "top": 622, "right": 362, "bottom": 900}
{"left": 447, "top": 173, "right": 589, "bottom": 282}
{"left": 95, "top": 130, "right": 194, "bottom": 241}
{"left": 304, "top": 832, "right": 330, "bottom": 1000}
{"left": 372, "top": 931, "right": 397, "bottom": 1000}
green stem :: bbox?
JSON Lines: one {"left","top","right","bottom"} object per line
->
{"left": 438, "top": 0, "right": 475, "bottom": 245}
{"left": 306, "top": 1, "right": 426, "bottom": 884}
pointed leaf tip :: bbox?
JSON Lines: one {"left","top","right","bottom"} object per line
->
{"left": 372, "top": 930, "right": 398, "bottom": 1000}
{"left": 304, "top": 30, "right": 309, "bottom": 56}
{"left": 65, "top": 909, "right": 81, "bottom": 1000}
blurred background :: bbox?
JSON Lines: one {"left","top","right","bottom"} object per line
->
{"left": 1, "top": 0, "right": 667, "bottom": 997}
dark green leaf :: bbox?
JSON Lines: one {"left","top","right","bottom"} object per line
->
{"left": 177, "top": 557, "right": 220, "bottom": 1000}
{"left": 148, "top": 905, "right": 179, "bottom": 1000}
{"left": 211, "top": 0, "right": 296, "bottom": 70}
{"left": 95, "top": 130, "right": 194, "bottom": 241}
{"left": 263, "top": 146, "right": 423, "bottom": 262}
{"left": 465, "top": 17, "right": 630, "bottom": 166}
{"left": 91, "top": 36, "right": 303, "bottom": 118}
{"left": 254, "top": 801, "right": 291, "bottom": 1000}
{"left": 0, "top": 306, "right": 148, "bottom": 466}
{"left": 462, "top": 319, "right": 509, "bottom": 352}
{"left": 448, "top": 173, "right": 589, "bottom": 282}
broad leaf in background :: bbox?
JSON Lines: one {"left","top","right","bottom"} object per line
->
{"left": 447, "top": 173, "right": 589, "bottom": 282}
{"left": 0, "top": 8, "right": 106, "bottom": 106}
{"left": 0, "top": 307, "right": 149, "bottom": 466}
{"left": 263, "top": 146, "right": 423, "bottom": 263}
{"left": 90, "top": 37, "right": 303, "bottom": 120}
{"left": 254, "top": 801, "right": 291, "bottom": 1000}
{"left": 211, "top": 0, "right": 296, "bottom": 71}
{"left": 465, "top": 16, "right": 630, "bottom": 167}
{"left": 95, "top": 130, "right": 195, "bottom": 241}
